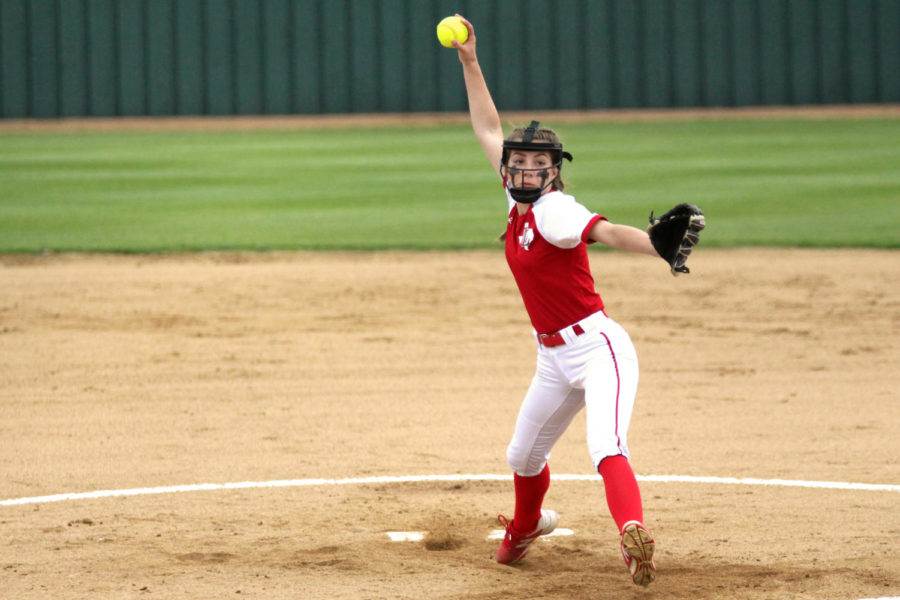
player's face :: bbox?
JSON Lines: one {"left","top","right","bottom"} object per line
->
{"left": 506, "top": 151, "right": 559, "bottom": 189}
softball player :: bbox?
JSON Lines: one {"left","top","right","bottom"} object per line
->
{"left": 451, "top": 15, "right": 666, "bottom": 587}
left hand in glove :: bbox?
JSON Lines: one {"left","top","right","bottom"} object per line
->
{"left": 647, "top": 203, "right": 706, "bottom": 275}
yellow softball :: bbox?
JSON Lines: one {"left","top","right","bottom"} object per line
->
{"left": 436, "top": 16, "right": 468, "bottom": 48}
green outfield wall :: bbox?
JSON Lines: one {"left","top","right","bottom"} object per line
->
{"left": 1, "top": 0, "right": 898, "bottom": 119}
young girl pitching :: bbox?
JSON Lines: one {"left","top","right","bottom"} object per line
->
{"left": 449, "top": 14, "right": 702, "bottom": 587}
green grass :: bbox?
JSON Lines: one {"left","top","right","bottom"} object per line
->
{"left": 1, "top": 118, "right": 898, "bottom": 252}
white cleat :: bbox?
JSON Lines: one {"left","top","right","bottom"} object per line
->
{"left": 620, "top": 520, "right": 656, "bottom": 587}
{"left": 495, "top": 509, "right": 559, "bottom": 565}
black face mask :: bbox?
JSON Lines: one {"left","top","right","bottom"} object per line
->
{"left": 505, "top": 166, "right": 553, "bottom": 204}
{"left": 501, "top": 121, "right": 573, "bottom": 204}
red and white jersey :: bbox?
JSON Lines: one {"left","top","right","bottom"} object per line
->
{"left": 504, "top": 188, "right": 606, "bottom": 335}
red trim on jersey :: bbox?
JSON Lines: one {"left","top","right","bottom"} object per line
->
{"left": 582, "top": 214, "right": 606, "bottom": 244}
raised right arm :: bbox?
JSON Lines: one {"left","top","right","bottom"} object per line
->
{"left": 453, "top": 15, "right": 504, "bottom": 178}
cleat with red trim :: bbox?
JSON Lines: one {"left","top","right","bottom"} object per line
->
{"left": 495, "top": 509, "right": 559, "bottom": 565}
{"left": 620, "top": 520, "right": 656, "bottom": 587}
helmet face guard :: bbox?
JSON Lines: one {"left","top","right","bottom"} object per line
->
{"left": 501, "top": 120, "right": 573, "bottom": 204}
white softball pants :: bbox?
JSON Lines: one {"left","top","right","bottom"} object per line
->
{"left": 506, "top": 311, "right": 639, "bottom": 477}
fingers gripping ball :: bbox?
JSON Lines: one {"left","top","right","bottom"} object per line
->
{"left": 437, "top": 16, "right": 468, "bottom": 48}
{"left": 647, "top": 203, "right": 706, "bottom": 276}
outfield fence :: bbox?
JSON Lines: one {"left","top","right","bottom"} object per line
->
{"left": 1, "top": 0, "right": 899, "bottom": 119}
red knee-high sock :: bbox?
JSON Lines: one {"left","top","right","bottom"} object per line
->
{"left": 513, "top": 463, "right": 550, "bottom": 532}
{"left": 597, "top": 455, "right": 644, "bottom": 533}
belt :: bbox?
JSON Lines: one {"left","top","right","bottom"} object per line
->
{"left": 538, "top": 324, "right": 585, "bottom": 348}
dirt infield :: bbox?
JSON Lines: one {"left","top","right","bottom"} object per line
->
{"left": 1, "top": 249, "right": 897, "bottom": 599}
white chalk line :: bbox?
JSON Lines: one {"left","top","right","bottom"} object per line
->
{"left": 1, "top": 473, "right": 897, "bottom": 507}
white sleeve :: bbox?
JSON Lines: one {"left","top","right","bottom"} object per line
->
{"left": 534, "top": 193, "right": 599, "bottom": 249}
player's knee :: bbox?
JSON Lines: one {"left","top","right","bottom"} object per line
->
{"left": 506, "top": 445, "right": 523, "bottom": 473}
{"left": 506, "top": 445, "right": 545, "bottom": 477}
